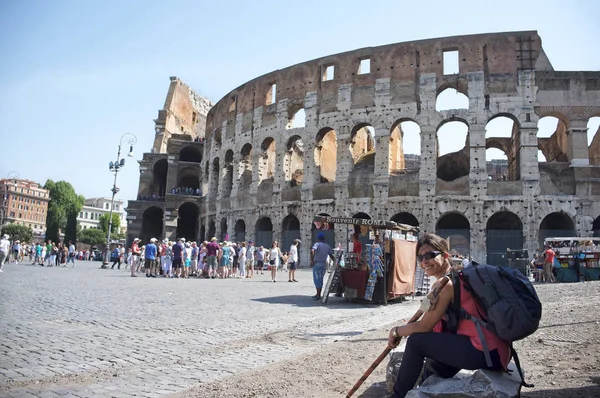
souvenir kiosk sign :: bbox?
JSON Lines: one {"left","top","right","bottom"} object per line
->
{"left": 313, "top": 215, "right": 420, "bottom": 305}
{"left": 544, "top": 237, "right": 600, "bottom": 282}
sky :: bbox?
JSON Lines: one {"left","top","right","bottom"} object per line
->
{"left": 1, "top": 0, "right": 599, "bottom": 209}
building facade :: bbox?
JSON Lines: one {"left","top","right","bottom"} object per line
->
{"left": 0, "top": 178, "right": 50, "bottom": 239}
{"left": 78, "top": 198, "right": 126, "bottom": 234}
{"left": 126, "top": 31, "right": 600, "bottom": 266}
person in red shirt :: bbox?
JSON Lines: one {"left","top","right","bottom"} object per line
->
{"left": 386, "top": 233, "right": 509, "bottom": 398}
{"left": 543, "top": 244, "right": 556, "bottom": 283}
{"left": 130, "top": 238, "right": 141, "bottom": 277}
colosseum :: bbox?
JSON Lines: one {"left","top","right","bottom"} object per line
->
{"left": 125, "top": 30, "right": 600, "bottom": 265}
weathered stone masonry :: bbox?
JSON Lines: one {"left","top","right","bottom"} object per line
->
{"left": 126, "top": 31, "right": 600, "bottom": 265}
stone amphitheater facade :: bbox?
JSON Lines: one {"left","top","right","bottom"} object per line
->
{"left": 126, "top": 30, "right": 600, "bottom": 265}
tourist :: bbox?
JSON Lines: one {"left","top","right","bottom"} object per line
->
{"left": 246, "top": 240, "right": 256, "bottom": 278}
{"left": 172, "top": 238, "right": 184, "bottom": 278}
{"left": 111, "top": 244, "right": 122, "bottom": 269}
{"left": 543, "top": 244, "right": 556, "bottom": 283}
{"left": 66, "top": 240, "right": 76, "bottom": 267}
{"left": 269, "top": 241, "right": 282, "bottom": 283}
{"left": 386, "top": 233, "right": 509, "bottom": 398}
{"left": 0, "top": 234, "right": 10, "bottom": 272}
{"left": 131, "top": 238, "right": 141, "bottom": 277}
{"left": 184, "top": 242, "right": 192, "bottom": 278}
{"left": 205, "top": 237, "right": 220, "bottom": 279}
{"left": 238, "top": 242, "right": 247, "bottom": 278}
{"left": 311, "top": 232, "right": 333, "bottom": 300}
{"left": 198, "top": 241, "right": 208, "bottom": 277}
{"left": 256, "top": 245, "right": 266, "bottom": 275}
{"left": 288, "top": 239, "right": 299, "bottom": 282}
{"left": 144, "top": 238, "right": 158, "bottom": 277}
{"left": 190, "top": 242, "right": 199, "bottom": 277}
{"left": 219, "top": 241, "right": 232, "bottom": 279}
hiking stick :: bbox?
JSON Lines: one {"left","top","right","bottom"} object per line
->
{"left": 345, "top": 277, "right": 449, "bottom": 398}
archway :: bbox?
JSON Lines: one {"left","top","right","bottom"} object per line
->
{"left": 435, "top": 88, "right": 469, "bottom": 112}
{"left": 239, "top": 143, "right": 253, "bottom": 190}
{"left": 284, "top": 136, "right": 304, "bottom": 187}
{"left": 537, "top": 116, "right": 569, "bottom": 163}
{"left": 588, "top": 117, "right": 600, "bottom": 166}
{"left": 179, "top": 146, "right": 202, "bottom": 163}
{"left": 176, "top": 203, "right": 199, "bottom": 242}
{"left": 389, "top": 120, "right": 421, "bottom": 173}
{"left": 176, "top": 167, "right": 200, "bottom": 192}
{"left": 223, "top": 150, "right": 234, "bottom": 197}
{"left": 485, "top": 115, "right": 520, "bottom": 181}
{"left": 210, "top": 158, "right": 220, "bottom": 197}
{"left": 539, "top": 212, "right": 576, "bottom": 247}
{"left": 436, "top": 120, "right": 469, "bottom": 181}
{"left": 152, "top": 159, "right": 168, "bottom": 197}
{"left": 486, "top": 211, "right": 523, "bottom": 266}
{"left": 207, "top": 220, "right": 216, "bottom": 240}
{"left": 350, "top": 124, "right": 375, "bottom": 165}
{"left": 593, "top": 216, "right": 600, "bottom": 238}
{"left": 141, "top": 207, "right": 163, "bottom": 244}
{"left": 390, "top": 212, "right": 419, "bottom": 227}
{"left": 315, "top": 128, "right": 337, "bottom": 183}
{"left": 281, "top": 214, "right": 301, "bottom": 253}
{"left": 312, "top": 212, "right": 335, "bottom": 248}
{"left": 220, "top": 217, "right": 228, "bottom": 242}
{"left": 436, "top": 213, "right": 470, "bottom": 256}
{"left": 255, "top": 217, "right": 273, "bottom": 248}
{"left": 235, "top": 219, "right": 246, "bottom": 243}
{"left": 258, "top": 138, "right": 276, "bottom": 183}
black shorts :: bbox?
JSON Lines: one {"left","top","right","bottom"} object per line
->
{"left": 144, "top": 259, "right": 156, "bottom": 269}
{"left": 172, "top": 258, "right": 183, "bottom": 269}
{"left": 288, "top": 261, "right": 297, "bottom": 270}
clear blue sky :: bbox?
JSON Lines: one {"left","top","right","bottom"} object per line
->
{"left": 1, "top": 0, "right": 599, "bottom": 208}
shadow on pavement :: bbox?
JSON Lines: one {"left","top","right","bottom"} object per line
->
{"left": 251, "top": 294, "right": 389, "bottom": 309}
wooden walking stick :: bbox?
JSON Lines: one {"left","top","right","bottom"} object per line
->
{"left": 346, "top": 277, "right": 449, "bottom": 398}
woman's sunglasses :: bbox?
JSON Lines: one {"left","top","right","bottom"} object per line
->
{"left": 417, "top": 251, "right": 442, "bottom": 262}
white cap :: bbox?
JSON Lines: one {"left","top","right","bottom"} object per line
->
{"left": 150, "top": 238, "right": 157, "bottom": 242}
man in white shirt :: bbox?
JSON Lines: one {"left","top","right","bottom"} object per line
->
{"left": 288, "top": 239, "right": 300, "bottom": 282}
{"left": 0, "top": 234, "right": 11, "bottom": 272}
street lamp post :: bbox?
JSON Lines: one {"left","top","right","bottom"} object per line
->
{"left": 101, "top": 133, "right": 137, "bottom": 268}
{"left": 0, "top": 171, "right": 20, "bottom": 228}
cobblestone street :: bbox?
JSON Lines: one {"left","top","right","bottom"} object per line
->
{"left": 0, "top": 261, "right": 420, "bottom": 397}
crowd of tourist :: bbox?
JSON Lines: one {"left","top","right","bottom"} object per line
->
{"left": 171, "top": 187, "right": 201, "bottom": 196}
{"left": 123, "top": 236, "right": 301, "bottom": 282}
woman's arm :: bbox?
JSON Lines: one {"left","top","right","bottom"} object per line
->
{"left": 387, "top": 281, "right": 454, "bottom": 347}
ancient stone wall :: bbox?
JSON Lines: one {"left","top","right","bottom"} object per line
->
{"left": 128, "top": 31, "right": 600, "bottom": 264}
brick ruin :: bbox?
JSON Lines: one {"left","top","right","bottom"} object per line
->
{"left": 126, "top": 31, "right": 600, "bottom": 265}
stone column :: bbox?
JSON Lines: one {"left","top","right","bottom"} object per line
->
{"left": 165, "top": 155, "right": 178, "bottom": 195}
{"left": 419, "top": 125, "right": 437, "bottom": 198}
{"left": 567, "top": 119, "right": 590, "bottom": 166}
{"left": 468, "top": 124, "right": 487, "bottom": 199}
{"left": 334, "top": 124, "right": 352, "bottom": 199}
{"left": 519, "top": 118, "right": 540, "bottom": 197}
{"left": 373, "top": 126, "right": 390, "bottom": 199}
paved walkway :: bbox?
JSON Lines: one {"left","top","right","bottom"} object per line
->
{"left": 0, "top": 261, "right": 420, "bottom": 397}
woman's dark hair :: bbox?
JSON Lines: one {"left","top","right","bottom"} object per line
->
{"left": 416, "top": 233, "right": 449, "bottom": 254}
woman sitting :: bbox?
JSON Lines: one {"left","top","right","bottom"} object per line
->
{"left": 387, "top": 233, "right": 510, "bottom": 398}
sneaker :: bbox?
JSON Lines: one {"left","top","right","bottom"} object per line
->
{"left": 312, "top": 296, "right": 321, "bottom": 301}
{"left": 293, "top": 279, "right": 299, "bottom": 282}
{"left": 288, "top": 280, "right": 293, "bottom": 282}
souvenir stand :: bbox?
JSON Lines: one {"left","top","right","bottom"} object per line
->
{"left": 312, "top": 215, "right": 420, "bottom": 305}
{"left": 544, "top": 237, "right": 600, "bottom": 282}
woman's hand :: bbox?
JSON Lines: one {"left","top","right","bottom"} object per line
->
{"left": 387, "top": 326, "right": 400, "bottom": 349}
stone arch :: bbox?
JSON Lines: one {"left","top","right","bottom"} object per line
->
{"left": 179, "top": 146, "right": 203, "bottom": 163}
{"left": 539, "top": 211, "right": 576, "bottom": 247}
{"left": 588, "top": 116, "right": 600, "bottom": 166}
{"left": 390, "top": 212, "right": 419, "bottom": 227}
{"left": 436, "top": 212, "right": 470, "bottom": 256}
{"left": 593, "top": 216, "right": 600, "bottom": 237}
{"left": 486, "top": 211, "right": 523, "bottom": 266}
{"left": 255, "top": 217, "right": 273, "bottom": 248}
{"left": 152, "top": 159, "right": 168, "bottom": 197}
{"left": 141, "top": 206, "right": 163, "bottom": 244}
{"left": 284, "top": 135, "right": 304, "bottom": 187}
{"left": 213, "top": 127, "right": 222, "bottom": 149}
{"left": 312, "top": 212, "right": 335, "bottom": 248}
{"left": 537, "top": 115, "right": 569, "bottom": 163}
{"left": 389, "top": 119, "right": 421, "bottom": 173}
{"left": 177, "top": 167, "right": 199, "bottom": 191}
{"left": 234, "top": 219, "right": 246, "bottom": 243}
{"left": 258, "top": 138, "right": 276, "bottom": 183}
{"left": 220, "top": 217, "right": 228, "bottom": 241}
{"left": 222, "top": 149, "right": 234, "bottom": 197}
{"left": 435, "top": 86, "right": 469, "bottom": 112}
{"left": 315, "top": 128, "right": 337, "bottom": 183}
{"left": 207, "top": 220, "right": 216, "bottom": 240}
{"left": 436, "top": 119, "right": 470, "bottom": 181}
{"left": 239, "top": 143, "right": 253, "bottom": 190}
{"left": 287, "top": 105, "right": 306, "bottom": 129}
{"left": 210, "top": 158, "right": 220, "bottom": 197}
{"left": 281, "top": 214, "right": 301, "bottom": 253}
{"left": 485, "top": 114, "right": 521, "bottom": 181}
{"left": 350, "top": 123, "right": 375, "bottom": 165}
{"left": 177, "top": 202, "right": 199, "bottom": 242}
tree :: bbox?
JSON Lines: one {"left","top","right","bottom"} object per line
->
{"left": 79, "top": 228, "right": 106, "bottom": 247}
{"left": 43, "top": 180, "right": 85, "bottom": 244}
{"left": 99, "top": 213, "right": 121, "bottom": 235}
{"left": 1, "top": 223, "right": 33, "bottom": 243}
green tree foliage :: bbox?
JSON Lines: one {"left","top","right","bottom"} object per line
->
{"left": 99, "top": 213, "right": 121, "bottom": 234}
{"left": 43, "top": 180, "right": 85, "bottom": 244}
{"left": 79, "top": 228, "right": 106, "bottom": 247}
{"left": 1, "top": 223, "right": 33, "bottom": 243}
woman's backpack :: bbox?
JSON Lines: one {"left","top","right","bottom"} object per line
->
{"left": 450, "top": 264, "right": 542, "bottom": 387}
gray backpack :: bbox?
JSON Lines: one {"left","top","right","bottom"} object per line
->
{"left": 450, "top": 264, "right": 542, "bottom": 387}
